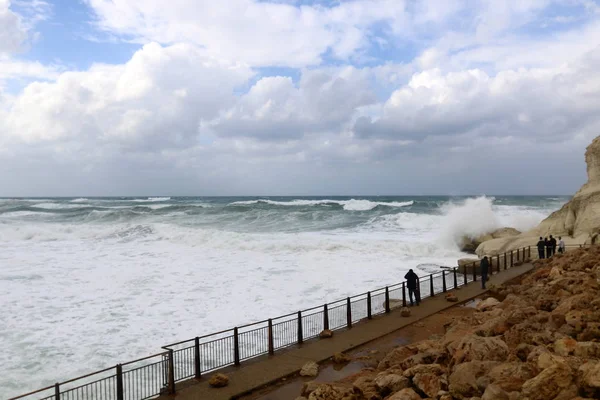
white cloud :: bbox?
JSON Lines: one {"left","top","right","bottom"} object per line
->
{"left": 3, "top": 0, "right": 600, "bottom": 195}
{"left": 0, "top": 0, "right": 28, "bottom": 54}
{"left": 206, "top": 67, "right": 377, "bottom": 140}
{"left": 2, "top": 43, "right": 253, "bottom": 146}
{"left": 354, "top": 46, "right": 600, "bottom": 150}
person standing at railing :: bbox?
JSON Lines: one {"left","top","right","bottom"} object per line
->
{"left": 537, "top": 237, "right": 546, "bottom": 259}
{"left": 550, "top": 235, "right": 557, "bottom": 256}
{"left": 545, "top": 237, "right": 552, "bottom": 258}
{"left": 404, "top": 269, "right": 420, "bottom": 306}
{"left": 480, "top": 256, "right": 489, "bottom": 289}
{"left": 558, "top": 236, "right": 565, "bottom": 254}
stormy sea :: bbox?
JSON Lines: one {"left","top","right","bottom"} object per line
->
{"left": 0, "top": 195, "right": 566, "bottom": 396}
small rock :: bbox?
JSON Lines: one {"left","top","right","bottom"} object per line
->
{"left": 300, "top": 361, "right": 319, "bottom": 377}
{"left": 554, "top": 337, "right": 578, "bottom": 356}
{"left": 302, "top": 381, "right": 321, "bottom": 397}
{"left": 482, "top": 383, "right": 509, "bottom": 400}
{"left": 446, "top": 293, "right": 459, "bottom": 302}
{"left": 387, "top": 388, "right": 422, "bottom": 400}
{"left": 477, "top": 297, "right": 500, "bottom": 311}
{"left": 319, "top": 329, "right": 333, "bottom": 339}
{"left": 332, "top": 352, "right": 351, "bottom": 364}
{"left": 400, "top": 307, "right": 411, "bottom": 317}
{"left": 208, "top": 373, "right": 229, "bottom": 388}
{"left": 306, "top": 383, "right": 354, "bottom": 400}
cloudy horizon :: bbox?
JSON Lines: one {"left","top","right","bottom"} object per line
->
{"left": 1, "top": 0, "right": 600, "bottom": 196}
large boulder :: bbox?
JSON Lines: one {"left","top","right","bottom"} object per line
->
{"left": 352, "top": 376, "right": 380, "bottom": 400}
{"left": 413, "top": 372, "right": 446, "bottom": 398}
{"left": 448, "top": 361, "right": 501, "bottom": 398}
{"left": 488, "top": 362, "right": 538, "bottom": 392}
{"left": 578, "top": 361, "right": 600, "bottom": 398}
{"left": 387, "top": 388, "right": 422, "bottom": 400}
{"left": 460, "top": 228, "right": 521, "bottom": 253}
{"left": 451, "top": 335, "right": 509, "bottom": 366}
{"left": 307, "top": 383, "right": 355, "bottom": 400}
{"left": 374, "top": 372, "right": 410, "bottom": 395}
{"left": 481, "top": 383, "right": 509, "bottom": 400}
{"left": 521, "top": 362, "right": 573, "bottom": 400}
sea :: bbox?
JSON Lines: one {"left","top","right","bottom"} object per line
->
{"left": 0, "top": 195, "right": 567, "bottom": 397}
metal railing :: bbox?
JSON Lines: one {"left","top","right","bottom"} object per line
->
{"left": 10, "top": 243, "right": 587, "bottom": 400}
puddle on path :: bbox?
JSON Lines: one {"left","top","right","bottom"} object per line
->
{"left": 461, "top": 298, "right": 481, "bottom": 308}
{"left": 253, "top": 361, "right": 365, "bottom": 400}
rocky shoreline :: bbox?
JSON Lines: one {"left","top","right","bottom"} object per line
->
{"left": 297, "top": 246, "right": 600, "bottom": 400}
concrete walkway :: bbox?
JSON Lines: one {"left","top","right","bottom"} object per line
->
{"left": 164, "top": 263, "right": 534, "bottom": 400}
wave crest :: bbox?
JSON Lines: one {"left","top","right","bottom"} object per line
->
{"left": 229, "top": 198, "right": 414, "bottom": 211}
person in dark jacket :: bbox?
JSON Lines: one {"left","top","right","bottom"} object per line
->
{"left": 545, "top": 237, "right": 551, "bottom": 258}
{"left": 404, "top": 269, "right": 420, "bottom": 306}
{"left": 480, "top": 256, "right": 489, "bottom": 289}
{"left": 537, "top": 237, "right": 546, "bottom": 259}
{"left": 550, "top": 235, "right": 557, "bottom": 256}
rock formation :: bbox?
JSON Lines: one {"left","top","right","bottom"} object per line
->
{"left": 460, "top": 227, "right": 521, "bottom": 253}
{"left": 299, "top": 247, "right": 600, "bottom": 400}
{"left": 477, "top": 136, "right": 600, "bottom": 256}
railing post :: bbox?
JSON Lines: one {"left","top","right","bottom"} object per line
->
{"left": 233, "top": 327, "right": 240, "bottom": 366}
{"left": 473, "top": 262, "right": 477, "bottom": 281}
{"left": 54, "top": 383, "right": 60, "bottom": 400}
{"left": 385, "top": 287, "right": 390, "bottom": 313}
{"left": 463, "top": 265, "right": 467, "bottom": 285}
{"left": 528, "top": 246, "right": 531, "bottom": 259}
{"left": 453, "top": 268, "right": 458, "bottom": 289}
{"left": 298, "top": 311, "right": 303, "bottom": 343}
{"left": 268, "top": 319, "right": 274, "bottom": 355}
{"left": 504, "top": 253, "right": 507, "bottom": 270}
{"left": 510, "top": 250, "right": 513, "bottom": 267}
{"left": 346, "top": 298, "right": 352, "bottom": 328}
{"left": 402, "top": 282, "right": 407, "bottom": 307}
{"left": 116, "top": 364, "right": 124, "bottom": 400}
{"left": 442, "top": 271, "right": 447, "bottom": 292}
{"left": 367, "top": 292, "right": 372, "bottom": 319}
{"left": 194, "top": 337, "right": 201, "bottom": 379}
{"left": 323, "top": 304, "right": 329, "bottom": 330}
{"left": 430, "top": 274, "right": 434, "bottom": 296}
{"left": 168, "top": 350, "right": 176, "bottom": 394}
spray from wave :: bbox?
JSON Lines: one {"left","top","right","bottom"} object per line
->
{"left": 438, "top": 196, "right": 550, "bottom": 249}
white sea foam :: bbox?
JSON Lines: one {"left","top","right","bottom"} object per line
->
{"left": 71, "top": 198, "right": 89, "bottom": 203}
{"left": 32, "top": 203, "right": 92, "bottom": 209}
{"left": 131, "top": 197, "right": 171, "bottom": 202}
{"left": 230, "top": 198, "right": 414, "bottom": 210}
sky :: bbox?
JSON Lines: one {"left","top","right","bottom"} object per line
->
{"left": 1, "top": 0, "right": 600, "bottom": 196}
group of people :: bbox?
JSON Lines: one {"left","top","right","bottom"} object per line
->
{"left": 403, "top": 235, "right": 567, "bottom": 306}
{"left": 536, "top": 235, "right": 565, "bottom": 259}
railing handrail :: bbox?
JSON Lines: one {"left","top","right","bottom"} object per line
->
{"left": 11, "top": 243, "right": 588, "bottom": 400}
